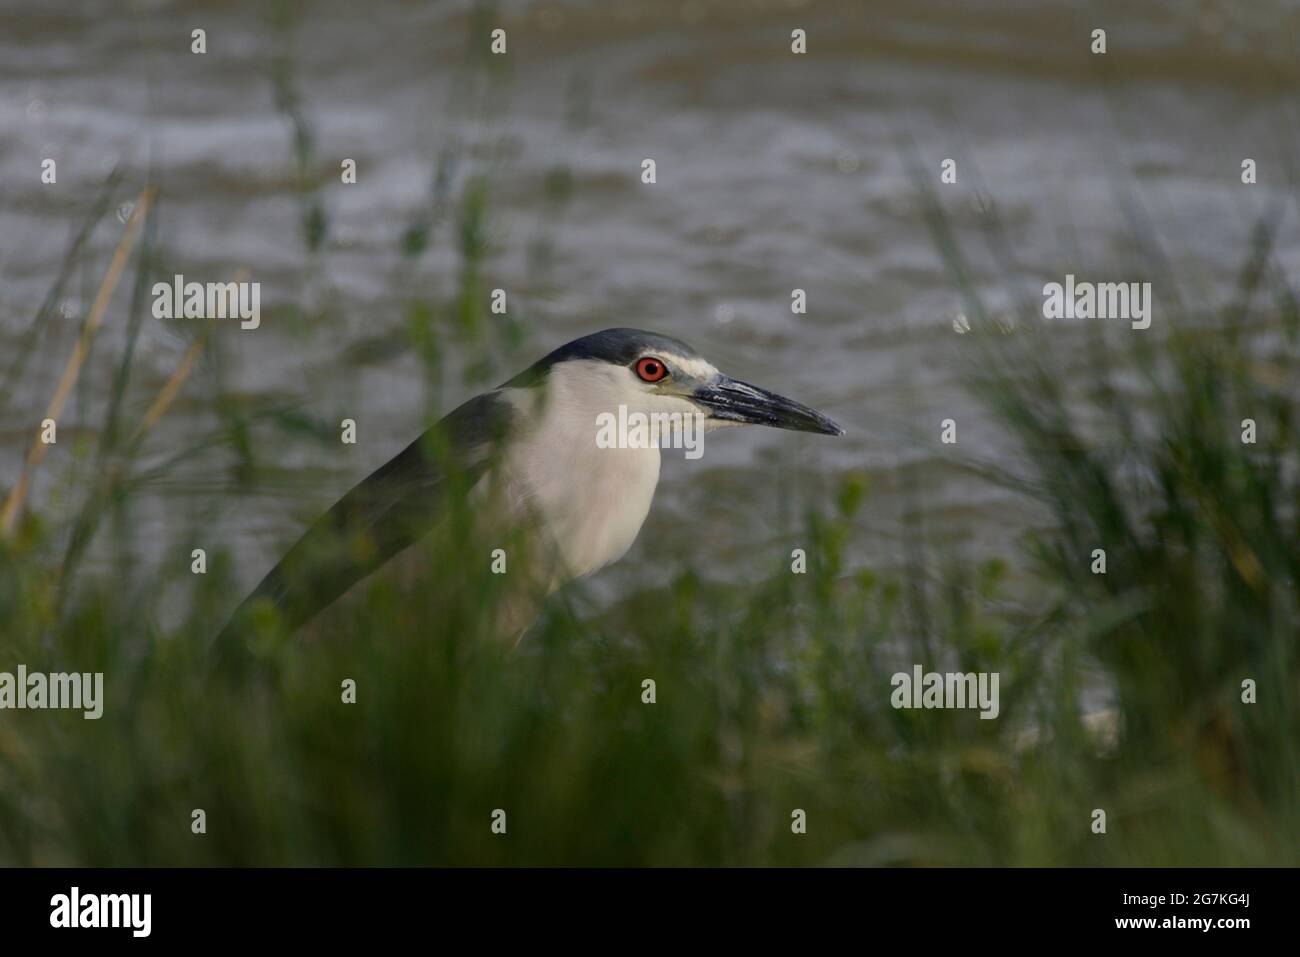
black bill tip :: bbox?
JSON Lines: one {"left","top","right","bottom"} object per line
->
{"left": 694, "top": 376, "right": 845, "bottom": 436}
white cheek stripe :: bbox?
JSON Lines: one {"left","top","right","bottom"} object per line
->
{"left": 658, "top": 353, "right": 718, "bottom": 381}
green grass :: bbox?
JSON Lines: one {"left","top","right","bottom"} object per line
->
{"left": 1, "top": 11, "right": 1297, "bottom": 865}
{"left": 2, "top": 209, "right": 1296, "bottom": 864}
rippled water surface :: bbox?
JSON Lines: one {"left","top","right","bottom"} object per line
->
{"left": 4, "top": 0, "right": 1299, "bottom": 603}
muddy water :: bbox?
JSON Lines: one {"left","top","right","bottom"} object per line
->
{"left": 3, "top": 0, "right": 1298, "bottom": 607}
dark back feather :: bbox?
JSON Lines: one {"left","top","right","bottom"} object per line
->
{"left": 213, "top": 390, "right": 513, "bottom": 653}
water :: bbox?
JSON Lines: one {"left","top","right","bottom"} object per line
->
{"left": 3, "top": 0, "right": 1298, "bottom": 607}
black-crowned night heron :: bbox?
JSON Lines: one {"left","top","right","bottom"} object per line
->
{"left": 217, "top": 328, "right": 843, "bottom": 647}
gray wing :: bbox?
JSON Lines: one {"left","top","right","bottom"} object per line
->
{"left": 214, "top": 390, "right": 513, "bottom": 651}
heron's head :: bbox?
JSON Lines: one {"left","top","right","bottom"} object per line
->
{"left": 512, "top": 328, "right": 844, "bottom": 437}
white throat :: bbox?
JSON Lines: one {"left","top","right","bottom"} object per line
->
{"left": 497, "top": 361, "right": 669, "bottom": 583}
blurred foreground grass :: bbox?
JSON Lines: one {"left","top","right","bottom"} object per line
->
{"left": 2, "top": 205, "right": 1297, "bottom": 867}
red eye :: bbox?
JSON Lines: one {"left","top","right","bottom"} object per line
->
{"left": 635, "top": 357, "right": 668, "bottom": 382}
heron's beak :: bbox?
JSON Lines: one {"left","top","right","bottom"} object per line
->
{"left": 692, "top": 376, "right": 844, "bottom": 436}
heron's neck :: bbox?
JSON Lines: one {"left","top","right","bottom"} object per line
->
{"left": 500, "top": 378, "right": 662, "bottom": 581}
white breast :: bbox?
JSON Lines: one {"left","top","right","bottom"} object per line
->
{"left": 496, "top": 367, "right": 662, "bottom": 583}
